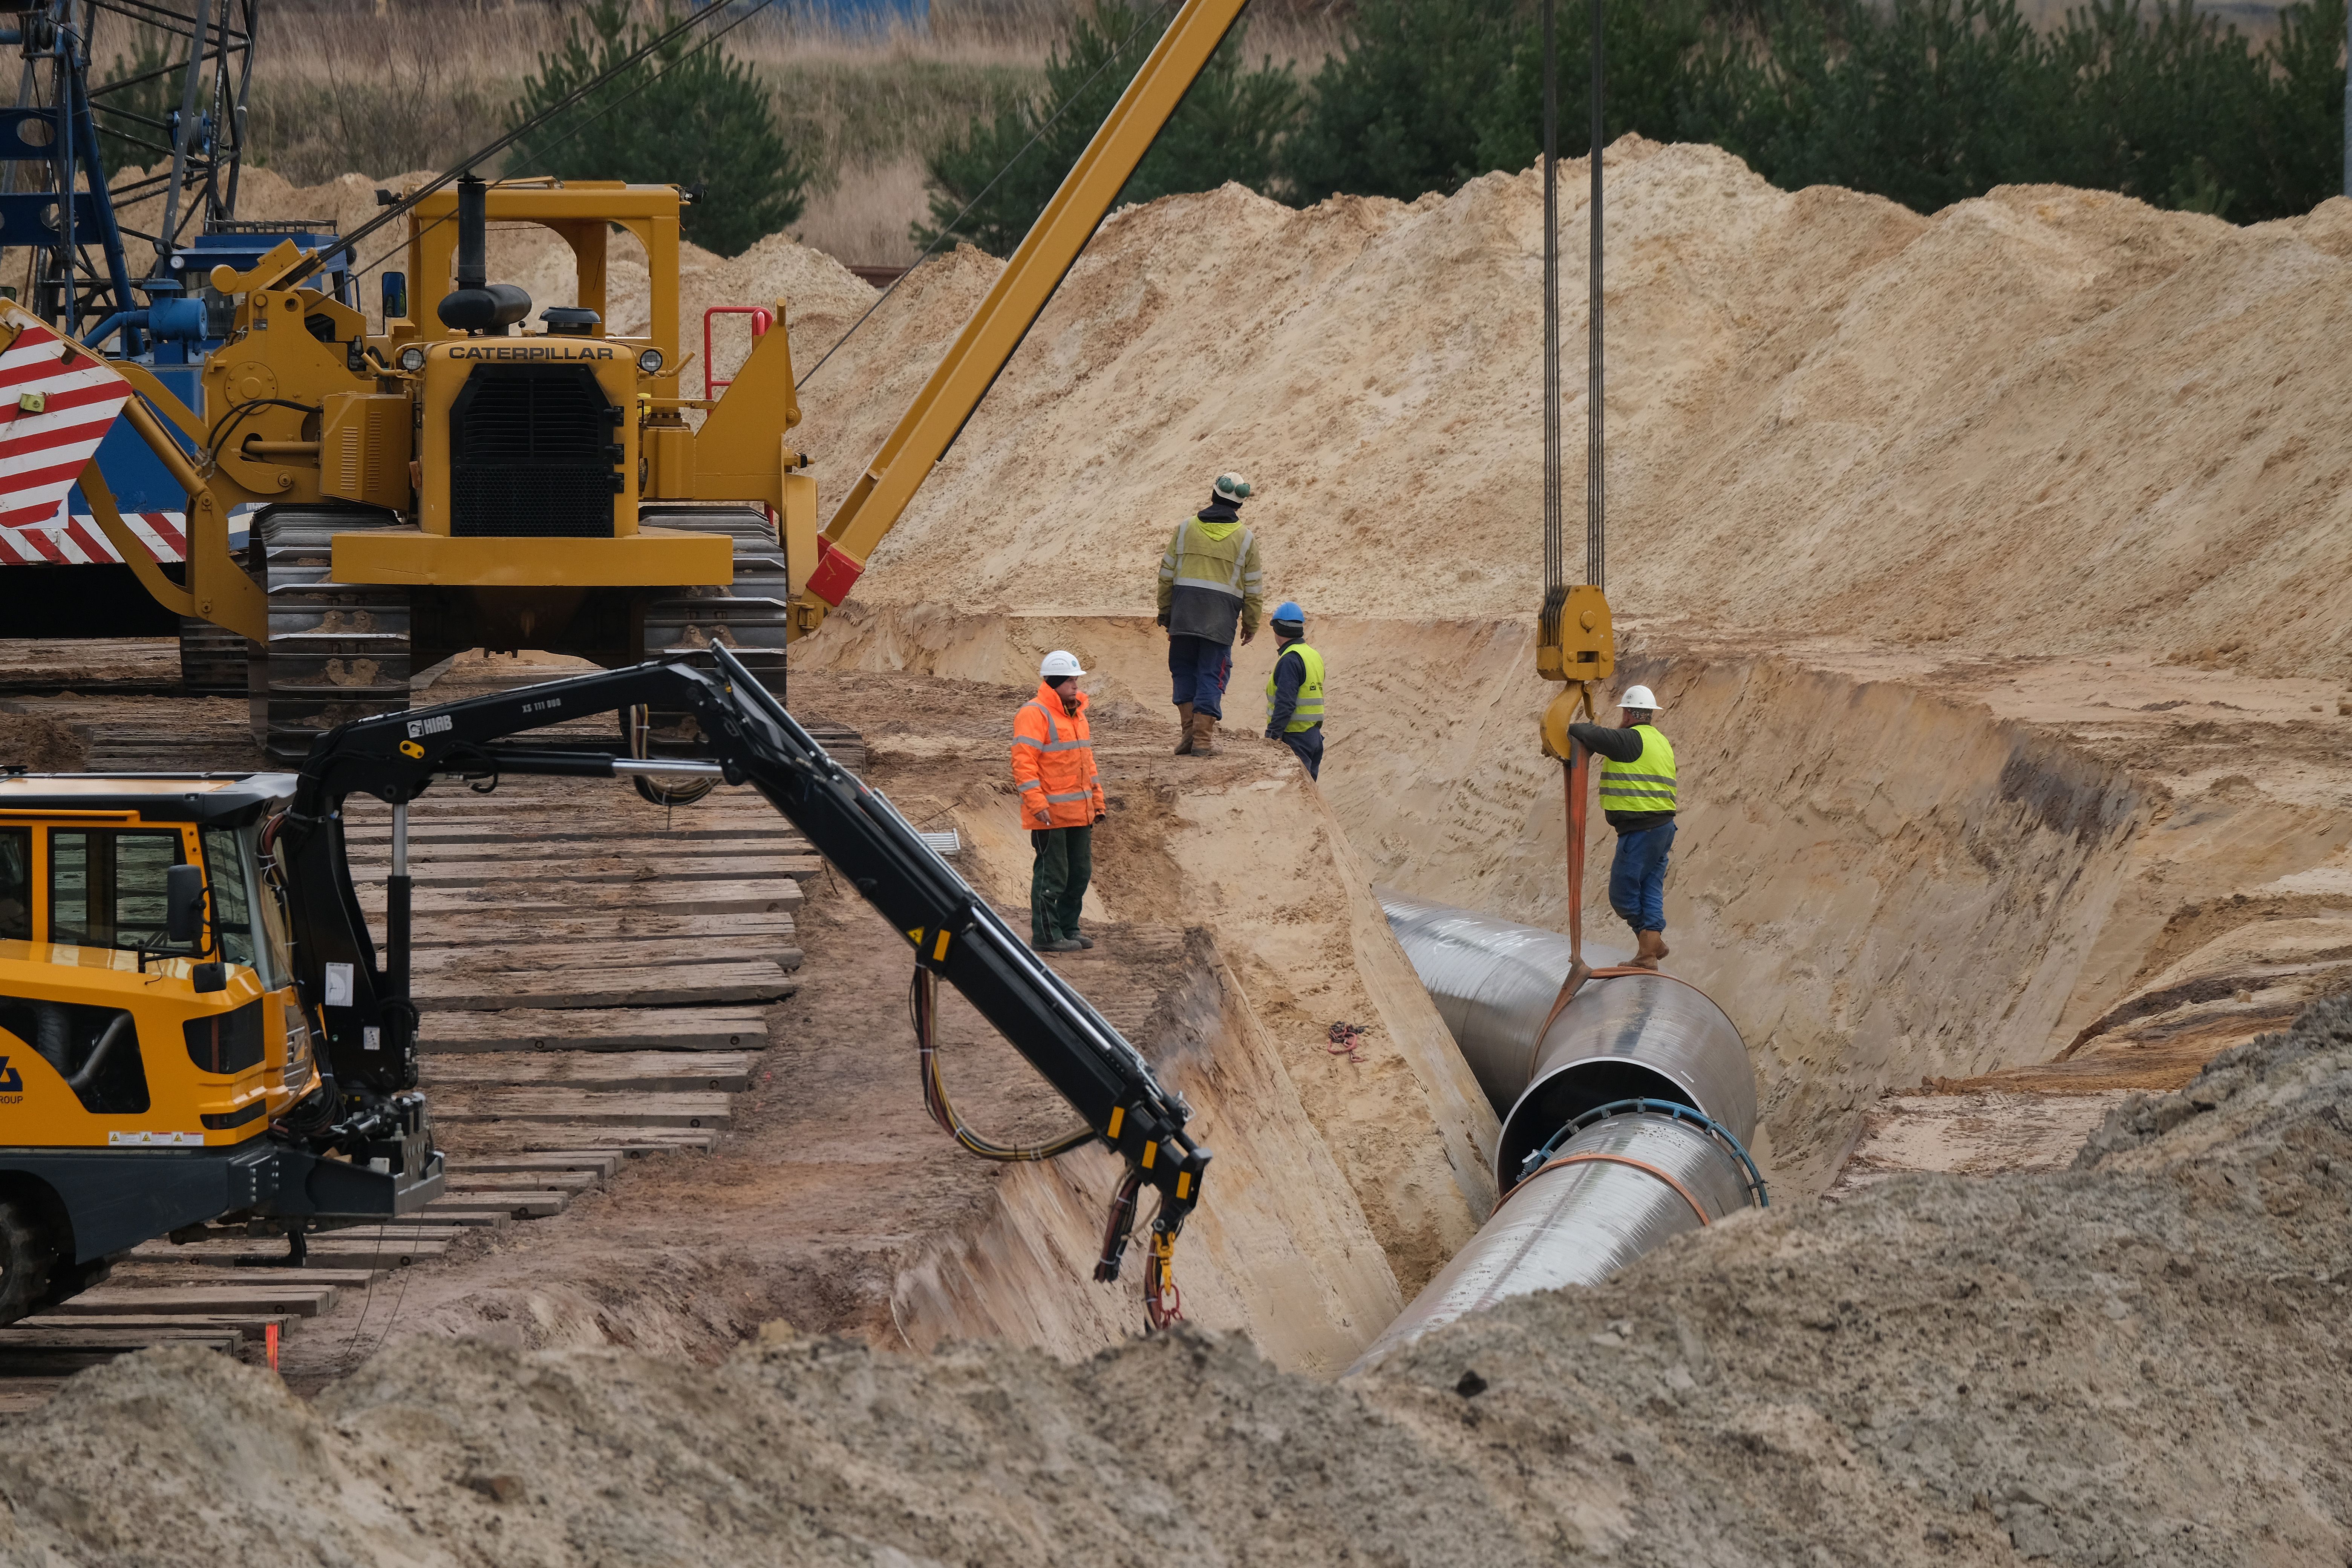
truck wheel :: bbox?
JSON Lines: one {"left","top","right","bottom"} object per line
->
{"left": 0, "top": 1197, "right": 61, "bottom": 1327}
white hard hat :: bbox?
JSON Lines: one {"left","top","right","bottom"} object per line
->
{"left": 1213, "top": 472, "right": 1253, "bottom": 502}
{"left": 1619, "top": 684, "right": 1661, "bottom": 711}
{"left": 1040, "top": 650, "right": 1085, "bottom": 678}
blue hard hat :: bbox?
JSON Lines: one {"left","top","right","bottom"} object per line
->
{"left": 1272, "top": 600, "right": 1305, "bottom": 625}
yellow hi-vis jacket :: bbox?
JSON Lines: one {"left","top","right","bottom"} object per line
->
{"left": 1265, "top": 642, "right": 1325, "bottom": 732}
{"left": 1596, "top": 724, "right": 1677, "bottom": 812}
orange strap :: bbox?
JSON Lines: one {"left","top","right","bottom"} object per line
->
{"left": 1495, "top": 1150, "right": 1713, "bottom": 1225}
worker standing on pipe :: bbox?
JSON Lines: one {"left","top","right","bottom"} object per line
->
{"left": 1156, "top": 472, "right": 1263, "bottom": 759}
{"left": 1261, "top": 600, "right": 1325, "bottom": 779}
{"left": 1013, "top": 651, "right": 1107, "bottom": 953}
{"left": 1568, "top": 684, "right": 1677, "bottom": 969}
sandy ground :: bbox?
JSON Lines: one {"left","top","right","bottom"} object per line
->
{"left": 4, "top": 136, "right": 2348, "bottom": 1557}
{"left": 3, "top": 995, "right": 2345, "bottom": 1565}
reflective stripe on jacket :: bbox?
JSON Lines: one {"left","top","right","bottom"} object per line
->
{"left": 1597, "top": 724, "right": 1676, "bottom": 812}
{"left": 1011, "top": 681, "right": 1105, "bottom": 829}
{"left": 1265, "top": 642, "right": 1326, "bottom": 733}
{"left": 1156, "top": 514, "right": 1263, "bottom": 644}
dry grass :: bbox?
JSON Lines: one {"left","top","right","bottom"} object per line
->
{"left": 229, "top": 0, "right": 1340, "bottom": 262}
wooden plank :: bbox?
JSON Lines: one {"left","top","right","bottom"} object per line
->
{"left": 0, "top": 1380, "right": 71, "bottom": 1412}
{"left": 430, "top": 1088, "right": 731, "bottom": 1127}
{"left": 13, "top": 1313, "right": 294, "bottom": 1343}
{"left": 340, "top": 821, "right": 809, "bottom": 846}
{"left": 447, "top": 1150, "right": 625, "bottom": 1176}
{"left": 109, "top": 1268, "right": 378, "bottom": 1289}
{"left": 54, "top": 1285, "right": 337, "bottom": 1317}
{"left": 433, "top": 1124, "right": 720, "bottom": 1153}
{"left": 415, "top": 959, "right": 795, "bottom": 1011}
{"left": 368, "top": 880, "right": 802, "bottom": 919}
{"left": 421, "top": 1192, "right": 571, "bottom": 1219}
{"left": 447, "top": 1170, "right": 601, "bottom": 1194}
{"left": 0, "top": 1329, "right": 240, "bottom": 1353}
{"left": 395, "top": 910, "right": 796, "bottom": 948}
{"left": 130, "top": 1239, "right": 452, "bottom": 1269}
{"left": 421, "top": 1008, "right": 767, "bottom": 1054}
{"left": 347, "top": 837, "right": 812, "bottom": 868}
{"left": 408, "top": 936, "right": 795, "bottom": 976}
{"left": 397, "top": 854, "right": 821, "bottom": 887}
{"left": 423, "top": 1051, "right": 756, "bottom": 1092}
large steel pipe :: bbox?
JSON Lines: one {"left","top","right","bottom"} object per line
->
{"left": 1353, "top": 891, "right": 1765, "bottom": 1369}
{"left": 1354, "top": 1109, "right": 1756, "bottom": 1365}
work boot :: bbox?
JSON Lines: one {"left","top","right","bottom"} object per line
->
{"left": 1632, "top": 930, "right": 1667, "bottom": 969}
{"left": 1189, "top": 709, "right": 1219, "bottom": 757}
{"left": 1034, "top": 936, "right": 1083, "bottom": 953}
{"left": 1071, "top": 931, "right": 1095, "bottom": 949}
{"left": 1174, "top": 702, "right": 1196, "bottom": 755}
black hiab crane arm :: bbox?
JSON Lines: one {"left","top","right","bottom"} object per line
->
{"left": 273, "top": 648, "right": 1208, "bottom": 1319}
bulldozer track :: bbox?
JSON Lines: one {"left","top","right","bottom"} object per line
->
{"left": 639, "top": 504, "right": 792, "bottom": 684}
{"left": 176, "top": 616, "right": 253, "bottom": 697}
{"left": 247, "top": 505, "right": 413, "bottom": 764}
{"left": 0, "top": 683, "right": 864, "bottom": 1402}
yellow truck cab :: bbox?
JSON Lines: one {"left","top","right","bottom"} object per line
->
{"left": 0, "top": 772, "right": 442, "bottom": 1321}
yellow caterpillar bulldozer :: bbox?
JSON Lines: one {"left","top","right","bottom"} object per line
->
{"left": 84, "top": 174, "right": 813, "bottom": 762}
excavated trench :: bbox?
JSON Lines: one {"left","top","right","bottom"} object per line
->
{"left": 793, "top": 608, "right": 2352, "bottom": 1367}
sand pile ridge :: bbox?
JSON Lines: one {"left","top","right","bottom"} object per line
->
{"left": 0, "top": 993, "right": 2344, "bottom": 1565}
{"left": 786, "top": 138, "right": 2352, "bottom": 683}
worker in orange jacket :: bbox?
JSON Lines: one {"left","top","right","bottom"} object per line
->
{"left": 1012, "top": 650, "right": 1107, "bottom": 952}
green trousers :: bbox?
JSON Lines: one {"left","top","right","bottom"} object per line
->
{"left": 1030, "top": 825, "right": 1092, "bottom": 944}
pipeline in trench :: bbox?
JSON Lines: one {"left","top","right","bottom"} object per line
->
{"left": 1352, "top": 891, "right": 1768, "bottom": 1368}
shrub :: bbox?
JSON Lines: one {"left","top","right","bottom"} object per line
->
{"left": 505, "top": 1, "right": 814, "bottom": 258}
{"left": 917, "top": 0, "right": 1301, "bottom": 256}
{"left": 1286, "top": 0, "right": 2348, "bottom": 223}
{"left": 93, "top": 29, "right": 180, "bottom": 178}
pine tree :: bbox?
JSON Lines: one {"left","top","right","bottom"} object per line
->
{"left": 918, "top": 2, "right": 1300, "bottom": 256}
{"left": 506, "top": 2, "right": 813, "bottom": 259}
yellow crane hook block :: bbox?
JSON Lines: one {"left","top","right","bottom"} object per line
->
{"left": 1537, "top": 583, "right": 1615, "bottom": 760}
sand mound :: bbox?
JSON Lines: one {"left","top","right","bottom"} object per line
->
{"left": 787, "top": 138, "right": 2351, "bottom": 683}
{"left": 0, "top": 712, "right": 87, "bottom": 771}
{"left": 5, "top": 994, "right": 2344, "bottom": 1564}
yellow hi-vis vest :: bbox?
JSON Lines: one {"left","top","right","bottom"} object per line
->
{"left": 1597, "top": 724, "right": 1676, "bottom": 811}
{"left": 1266, "top": 642, "right": 1325, "bottom": 732}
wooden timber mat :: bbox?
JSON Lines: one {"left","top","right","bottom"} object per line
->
{"left": 0, "top": 684, "right": 860, "bottom": 1398}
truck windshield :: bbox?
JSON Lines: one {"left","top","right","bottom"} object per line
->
{"left": 202, "top": 824, "right": 292, "bottom": 991}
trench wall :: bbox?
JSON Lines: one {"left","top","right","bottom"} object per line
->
{"left": 794, "top": 607, "right": 2277, "bottom": 1194}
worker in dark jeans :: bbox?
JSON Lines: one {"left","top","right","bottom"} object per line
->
{"left": 1156, "top": 472, "right": 1263, "bottom": 758}
{"left": 1261, "top": 600, "right": 1325, "bottom": 779}
{"left": 1567, "top": 683, "right": 1677, "bottom": 969}
{"left": 1012, "top": 651, "right": 1107, "bottom": 952}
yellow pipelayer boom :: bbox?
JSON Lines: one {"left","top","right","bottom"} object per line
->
{"left": 56, "top": 0, "right": 1255, "bottom": 761}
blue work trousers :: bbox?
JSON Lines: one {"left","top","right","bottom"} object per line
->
{"left": 1608, "top": 821, "right": 1677, "bottom": 933}
{"left": 1167, "top": 634, "right": 1234, "bottom": 719}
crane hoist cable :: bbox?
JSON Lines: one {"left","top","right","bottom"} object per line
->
{"left": 1534, "top": 0, "right": 1615, "bottom": 1034}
